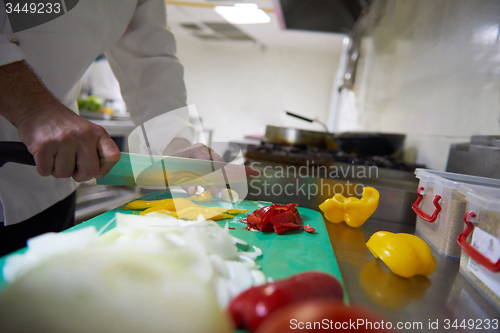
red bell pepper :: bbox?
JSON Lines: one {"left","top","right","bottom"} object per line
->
{"left": 303, "top": 224, "right": 316, "bottom": 233}
{"left": 242, "top": 203, "right": 303, "bottom": 235}
{"left": 228, "top": 271, "right": 344, "bottom": 332}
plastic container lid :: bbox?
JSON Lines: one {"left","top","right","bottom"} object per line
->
{"left": 459, "top": 184, "right": 500, "bottom": 212}
{"left": 415, "top": 169, "right": 500, "bottom": 190}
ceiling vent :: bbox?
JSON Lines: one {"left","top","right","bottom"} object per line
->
{"left": 180, "top": 23, "right": 202, "bottom": 31}
{"left": 180, "top": 21, "right": 255, "bottom": 42}
{"left": 277, "top": 0, "right": 366, "bottom": 33}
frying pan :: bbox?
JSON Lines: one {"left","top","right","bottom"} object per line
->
{"left": 264, "top": 125, "right": 337, "bottom": 148}
{"left": 266, "top": 111, "right": 405, "bottom": 156}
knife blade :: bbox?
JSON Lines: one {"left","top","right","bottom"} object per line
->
{"left": 97, "top": 152, "right": 255, "bottom": 186}
{"left": 0, "top": 141, "right": 257, "bottom": 186}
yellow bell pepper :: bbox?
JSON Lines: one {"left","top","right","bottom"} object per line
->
{"left": 125, "top": 197, "right": 243, "bottom": 220}
{"left": 138, "top": 199, "right": 198, "bottom": 215}
{"left": 366, "top": 231, "right": 436, "bottom": 278}
{"left": 190, "top": 190, "right": 213, "bottom": 202}
{"left": 175, "top": 206, "right": 228, "bottom": 220}
{"left": 225, "top": 209, "right": 249, "bottom": 215}
{"left": 167, "top": 170, "right": 204, "bottom": 185}
{"left": 319, "top": 187, "right": 379, "bottom": 228}
{"left": 210, "top": 213, "right": 235, "bottom": 220}
{"left": 124, "top": 198, "right": 179, "bottom": 210}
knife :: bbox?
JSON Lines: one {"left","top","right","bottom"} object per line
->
{"left": 0, "top": 141, "right": 257, "bottom": 186}
{"left": 0, "top": 142, "right": 35, "bottom": 167}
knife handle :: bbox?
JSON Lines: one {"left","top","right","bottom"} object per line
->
{"left": 0, "top": 142, "right": 36, "bottom": 167}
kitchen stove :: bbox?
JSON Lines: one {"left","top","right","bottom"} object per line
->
{"left": 244, "top": 141, "right": 424, "bottom": 172}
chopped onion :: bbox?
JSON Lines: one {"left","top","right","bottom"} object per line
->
{"left": 3, "top": 227, "right": 98, "bottom": 283}
{"left": 1, "top": 210, "right": 267, "bottom": 331}
{"left": 0, "top": 247, "right": 231, "bottom": 333}
{"left": 217, "top": 188, "right": 239, "bottom": 203}
{"left": 232, "top": 236, "right": 247, "bottom": 246}
{"left": 251, "top": 269, "right": 267, "bottom": 286}
{"left": 239, "top": 245, "right": 262, "bottom": 261}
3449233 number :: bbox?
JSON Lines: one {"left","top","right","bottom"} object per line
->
{"left": 443, "top": 318, "right": 499, "bottom": 330}
{"left": 5, "top": 2, "right": 62, "bottom": 14}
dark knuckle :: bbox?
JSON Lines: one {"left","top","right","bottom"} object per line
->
{"left": 53, "top": 169, "right": 71, "bottom": 178}
{"left": 93, "top": 125, "right": 106, "bottom": 136}
{"left": 74, "top": 126, "right": 88, "bottom": 136}
{"left": 110, "top": 151, "right": 121, "bottom": 162}
{"left": 53, "top": 133, "right": 71, "bottom": 145}
{"left": 72, "top": 174, "right": 83, "bottom": 182}
{"left": 89, "top": 166, "right": 99, "bottom": 177}
{"left": 38, "top": 168, "right": 50, "bottom": 177}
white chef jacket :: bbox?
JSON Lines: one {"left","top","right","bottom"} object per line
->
{"left": 0, "top": 0, "right": 194, "bottom": 225}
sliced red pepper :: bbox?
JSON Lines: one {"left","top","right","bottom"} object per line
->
{"left": 243, "top": 225, "right": 258, "bottom": 231}
{"left": 304, "top": 225, "right": 316, "bottom": 233}
{"left": 246, "top": 205, "right": 274, "bottom": 231}
{"left": 243, "top": 203, "right": 302, "bottom": 235}
{"left": 270, "top": 209, "right": 302, "bottom": 235}
{"left": 259, "top": 206, "right": 278, "bottom": 232}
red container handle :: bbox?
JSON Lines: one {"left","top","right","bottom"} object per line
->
{"left": 412, "top": 186, "right": 442, "bottom": 222}
{"left": 457, "top": 211, "right": 500, "bottom": 273}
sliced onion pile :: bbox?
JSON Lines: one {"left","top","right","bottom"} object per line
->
{"left": 0, "top": 212, "right": 265, "bottom": 332}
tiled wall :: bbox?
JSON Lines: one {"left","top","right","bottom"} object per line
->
{"left": 339, "top": 0, "right": 500, "bottom": 170}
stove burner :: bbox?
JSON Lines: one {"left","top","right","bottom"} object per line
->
{"left": 246, "top": 142, "right": 424, "bottom": 171}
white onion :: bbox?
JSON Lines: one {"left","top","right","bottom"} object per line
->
{"left": 225, "top": 261, "right": 254, "bottom": 294}
{"left": 238, "top": 255, "right": 257, "bottom": 267}
{"left": 3, "top": 227, "right": 98, "bottom": 283}
{"left": 210, "top": 254, "right": 230, "bottom": 279}
{"left": 232, "top": 236, "right": 247, "bottom": 246}
{"left": 0, "top": 247, "right": 230, "bottom": 333}
{"left": 251, "top": 269, "right": 267, "bottom": 286}
{"left": 1, "top": 210, "right": 266, "bottom": 331}
{"left": 239, "top": 245, "right": 263, "bottom": 261}
{"left": 217, "top": 189, "right": 239, "bottom": 203}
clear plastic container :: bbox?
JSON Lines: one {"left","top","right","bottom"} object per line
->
{"left": 457, "top": 184, "right": 500, "bottom": 309}
{"left": 413, "top": 169, "right": 500, "bottom": 258}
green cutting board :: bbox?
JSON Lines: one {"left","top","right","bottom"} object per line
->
{"left": 0, "top": 191, "right": 344, "bottom": 297}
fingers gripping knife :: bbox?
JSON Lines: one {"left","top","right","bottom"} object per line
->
{"left": 0, "top": 141, "right": 257, "bottom": 187}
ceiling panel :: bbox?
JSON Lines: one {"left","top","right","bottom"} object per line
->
{"left": 166, "top": 1, "right": 345, "bottom": 52}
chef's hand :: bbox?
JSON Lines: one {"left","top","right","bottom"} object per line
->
{"left": 17, "top": 103, "right": 121, "bottom": 182}
{"left": 166, "top": 140, "right": 225, "bottom": 195}
{"left": 0, "top": 61, "right": 121, "bottom": 182}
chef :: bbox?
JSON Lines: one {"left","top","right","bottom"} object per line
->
{"left": 0, "top": 0, "right": 218, "bottom": 255}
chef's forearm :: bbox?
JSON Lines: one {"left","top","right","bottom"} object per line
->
{"left": 0, "top": 61, "right": 58, "bottom": 128}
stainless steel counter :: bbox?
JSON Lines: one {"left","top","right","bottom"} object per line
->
{"left": 244, "top": 160, "right": 500, "bottom": 331}
{"left": 326, "top": 219, "right": 500, "bottom": 332}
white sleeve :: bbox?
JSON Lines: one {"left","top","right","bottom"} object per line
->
{"left": 0, "top": 4, "right": 26, "bottom": 66}
{"left": 105, "top": 0, "right": 193, "bottom": 153}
